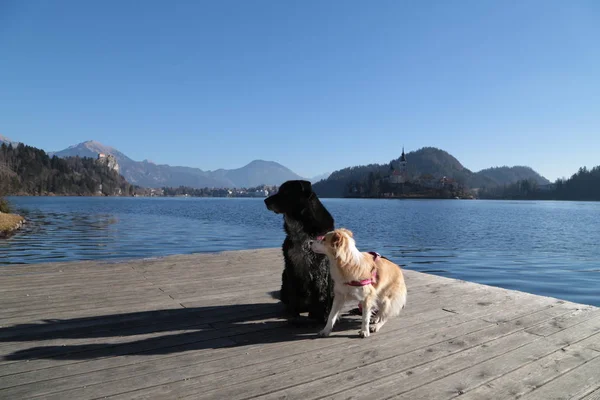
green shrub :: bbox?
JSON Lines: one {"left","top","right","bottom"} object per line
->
{"left": 0, "top": 197, "right": 11, "bottom": 213}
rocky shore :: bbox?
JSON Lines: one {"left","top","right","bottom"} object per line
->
{"left": 0, "top": 213, "right": 25, "bottom": 238}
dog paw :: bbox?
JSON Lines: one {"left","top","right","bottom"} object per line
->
{"left": 359, "top": 329, "right": 370, "bottom": 338}
{"left": 318, "top": 329, "right": 331, "bottom": 337}
{"left": 369, "top": 324, "right": 381, "bottom": 333}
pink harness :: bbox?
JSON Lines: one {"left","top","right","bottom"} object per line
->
{"left": 345, "top": 251, "right": 380, "bottom": 287}
{"left": 314, "top": 235, "right": 382, "bottom": 287}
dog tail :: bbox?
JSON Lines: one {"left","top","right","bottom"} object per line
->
{"left": 387, "top": 286, "right": 407, "bottom": 317}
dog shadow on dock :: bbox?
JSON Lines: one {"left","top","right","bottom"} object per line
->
{"left": 0, "top": 297, "right": 364, "bottom": 361}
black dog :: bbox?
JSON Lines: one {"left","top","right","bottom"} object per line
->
{"left": 265, "top": 180, "right": 334, "bottom": 323}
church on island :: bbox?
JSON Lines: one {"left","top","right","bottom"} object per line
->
{"left": 387, "top": 147, "right": 408, "bottom": 184}
{"left": 346, "top": 146, "right": 469, "bottom": 199}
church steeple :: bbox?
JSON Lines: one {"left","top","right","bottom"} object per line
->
{"left": 387, "top": 146, "right": 408, "bottom": 184}
{"left": 400, "top": 146, "right": 406, "bottom": 162}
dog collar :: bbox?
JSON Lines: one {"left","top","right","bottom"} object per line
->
{"left": 345, "top": 252, "right": 381, "bottom": 286}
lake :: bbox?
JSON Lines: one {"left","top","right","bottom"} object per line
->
{"left": 2, "top": 196, "right": 599, "bottom": 307}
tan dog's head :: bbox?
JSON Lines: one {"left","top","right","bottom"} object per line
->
{"left": 310, "top": 228, "right": 357, "bottom": 263}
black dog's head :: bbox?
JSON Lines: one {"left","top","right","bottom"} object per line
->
{"left": 265, "top": 180, "right": 313, "bottom": 214}
{"left": 265, "top": 180, "right": 334, "bottom": 236}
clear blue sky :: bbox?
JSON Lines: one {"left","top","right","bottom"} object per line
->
{"left": 1, "top": 1, "right": 598, "bottom": 180}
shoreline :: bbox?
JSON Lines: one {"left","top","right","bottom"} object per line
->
{"left": 341, "top": 195, "right": 475, "bottom": 200}
{"left": 7, "top": 193, "right": 600, "bottom": 202}
{"left": 0, "top": 212, "right": 25, "bottom": 238}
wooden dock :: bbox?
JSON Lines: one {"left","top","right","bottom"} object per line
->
{"left": 1, "top": 248, "right": 599, "bottom": 399}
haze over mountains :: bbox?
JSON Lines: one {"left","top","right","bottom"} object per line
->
{"left": 1, "top": 136, "right": 549, "bottom": 191}
{"left": 49, "top": 140, "right": 307, "bottom": 188}
{"left": 0, "top": 134, "right": 19, "bottom": 147}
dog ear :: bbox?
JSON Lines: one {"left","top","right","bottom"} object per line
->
{"left": 339, "top": 228, "right": 353, "bottom": 238}
{"left": 298, "top": 180, "right": 312, "bottom": 194}
{"left": 330, "top": 231, "right": 343, "bottom": 248}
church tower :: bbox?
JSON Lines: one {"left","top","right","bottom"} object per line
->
{"left": 398, "top": 146, "right": 407, "bottom": 183}
{"left": 388, "top": 146, "right": 408, "bottom": 184}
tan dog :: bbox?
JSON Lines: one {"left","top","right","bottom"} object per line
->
{"left": 310, "top": 228, "right": 407, "bottom": 338}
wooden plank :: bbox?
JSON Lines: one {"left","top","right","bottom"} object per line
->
{"left": 0, "top": 307, "right": 283, "bottom": 367}
{"left": 264, "top": 310, "right": 600, "bottom": 400}
{"left": 0, "top": 306, "right": 448, "bottom": 383}
{"left": 578, "top": 332, "right": 600, "bottom": 353}
{"left": 379, "top": 311, "right": 600, "bottom": 400}
{"left": 517, "top": 356, "right": 600, "bottom": 400}
{"left": 14, "top": 318, "right": 494, "bottom": 400}
{"left": 0, "top": 284, "right": 161, "bottom": 303}
{"left": 0, "top": 279, "right": 156, "bottom": 296}
{"left": 0, "top": 311, "right": 278, "bottom": 360}
{"left": 0, "top": 299, "right": 184, "bottom": 329}
{"left": 0, "top": 248, "right": 267, "bottom": 274}
{"left": 0, "top": 316, "right": 287, "bottom": 376}
{"left": 0, "top": 308, "right": 463, "bottom": 396}
{"left": 252, "top": 309, "right": 580, "bottom": 399}
{"left": 0, "top": 293, "right": 181, "bottom": 321}
{"left": 0, "top": 278, "right": 278, "bottom": 313}
{"left": 0, "top": 249, "right": 596, "bottom": 400}
{"left": 458, "top": 337, "right": 600, "bottom": 399}
{"left": 582, "top": 387, "right": 600, "bottom": 400}
{"left": 91, "top": 305, "right": 573, "bottom": 400}
{"left": 0, "top": 260, "right": 107, "bottom": 275}
{"left": 388, "top": 319, "right": 600, "bottom": 400}
{"left": 0, "top": 266, "right": 564, "bottom": 372}
{"left": 2, "top": 276, "right": 512, "bottom": 388}
{"left": 0, "top": 292, "right": 173, "bottom": 317}
{"left": 251, "top": 306, "right": 575, "bottom": 400}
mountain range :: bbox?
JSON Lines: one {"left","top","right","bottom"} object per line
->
{"left": 313, "top": 147, "right": 550, "bottom": 197}
{"left": 476, "top": 166, "right": 550, "bottom": 187}
{"left": 1, "top": 136, "right": 548, "bottom": 193}
{"left": 48, "top": 140, "right": 308, "bottom": 188}
{"left": 0, "top": 140, "right": 134, "bottom": 197}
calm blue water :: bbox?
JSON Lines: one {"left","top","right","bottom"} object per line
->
{"left": 2, "top": 197, "right": 600, "bottom": 307}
